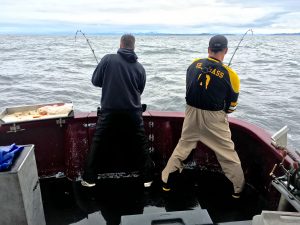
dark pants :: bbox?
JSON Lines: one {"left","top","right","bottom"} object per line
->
{"left": 83, "top": 110, "right": 154, "bottom": 183}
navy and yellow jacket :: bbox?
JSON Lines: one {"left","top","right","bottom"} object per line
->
{"left": 186, "top": 57, "right": 239, "bottom": 113}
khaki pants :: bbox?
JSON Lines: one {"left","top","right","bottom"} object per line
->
{"left": 161, "top": 105, "right": 245, "bottom": 193}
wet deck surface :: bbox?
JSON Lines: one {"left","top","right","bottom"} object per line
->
{"left": 41, "top": 170, "right": 268, "bottom": 225}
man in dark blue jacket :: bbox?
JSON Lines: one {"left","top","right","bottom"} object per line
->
{"left": 82, "top": 34, "right": 154, "bottom": 187}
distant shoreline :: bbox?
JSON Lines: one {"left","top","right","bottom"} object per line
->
{"left": 0, "top": 32, "right": 299, "bottom": 36}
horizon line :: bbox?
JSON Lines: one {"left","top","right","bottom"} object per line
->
{"left": 0, "top": 31, "right": 300, "bottom": 36}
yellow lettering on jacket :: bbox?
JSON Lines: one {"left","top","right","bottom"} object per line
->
{"left": 196, "top": 63, "right": 203, "bottom": 69}
{"left": 209, "top": 68, "right": 224, "bottom": 78}
{"left": 197, "top": 74, "right": 202, "bottom": 80}
{"left": 217, "top": 70, "right": 224, "bottom": 78}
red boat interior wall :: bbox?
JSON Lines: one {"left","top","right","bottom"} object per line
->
{"left": 1, "top": 110, "right": 299, "bottom": 209}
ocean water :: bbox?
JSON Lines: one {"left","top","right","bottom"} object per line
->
{"left": 0, "top": 34, "right": 299, "bottom": 150}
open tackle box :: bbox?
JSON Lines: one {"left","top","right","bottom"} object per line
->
{"left": 0, "top": 102, "right": 74, "bottom": 125}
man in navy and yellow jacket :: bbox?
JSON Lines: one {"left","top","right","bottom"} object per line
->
{"left": 162, "top": 35, "right": 245, "bottom": 198}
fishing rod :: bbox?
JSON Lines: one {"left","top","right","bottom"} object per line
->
{"left": 228, "top": 29, "right": 253, "bottom": 66}
{"left": 75, "top": 30, "right": 99, "bottom": 64}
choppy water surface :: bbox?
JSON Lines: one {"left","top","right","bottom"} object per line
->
{"left": 0, "top": 34, "right": 299, "bottom": 149}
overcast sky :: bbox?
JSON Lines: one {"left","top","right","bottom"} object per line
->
{"left": 1, "top": 0, "right": 300, "bottom": 34}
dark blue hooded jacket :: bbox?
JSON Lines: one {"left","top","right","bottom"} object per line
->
{"left": 92, "top": 48, "right": 146, "bottom": 111}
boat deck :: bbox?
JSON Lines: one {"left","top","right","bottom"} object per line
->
{"left": 41, "top": 170, "right": 267, "bottom": 225}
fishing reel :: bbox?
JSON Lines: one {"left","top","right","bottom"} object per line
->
{"left": 290, "top": 162, "right": 300, "bottom": 192}
{"left": 270, "top": 150, "right": 300, "bottom": 211}
{"left": 270, "top": 150, "right": 300, "bottom": 196}
{"left": 269, "top": 125, "right": 300, "bottom": 211}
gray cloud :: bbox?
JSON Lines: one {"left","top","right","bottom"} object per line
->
{"left": 1, "top": 0, "right": 300, "bottom": 34}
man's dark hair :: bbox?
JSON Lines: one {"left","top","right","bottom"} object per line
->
{"left": 121, "top": 34, "right": 135, "bottom": 50}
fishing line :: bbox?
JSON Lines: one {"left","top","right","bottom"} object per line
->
{"left": 75, "top": 30, "right": 99, "bottom": 64}
{"left": 228, "top": 29, "right": 253, "bottom": 66}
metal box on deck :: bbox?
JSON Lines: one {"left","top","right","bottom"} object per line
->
{"left": 0, "top": 144, "right": 46, "bottom": 225}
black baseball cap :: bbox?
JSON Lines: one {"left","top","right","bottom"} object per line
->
{"left": 209, "top": 35, "right": 228, "bottom": 50}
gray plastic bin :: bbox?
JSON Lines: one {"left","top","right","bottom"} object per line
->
{"left": 0, "top": 145, "right": 45, "bottom": 225}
